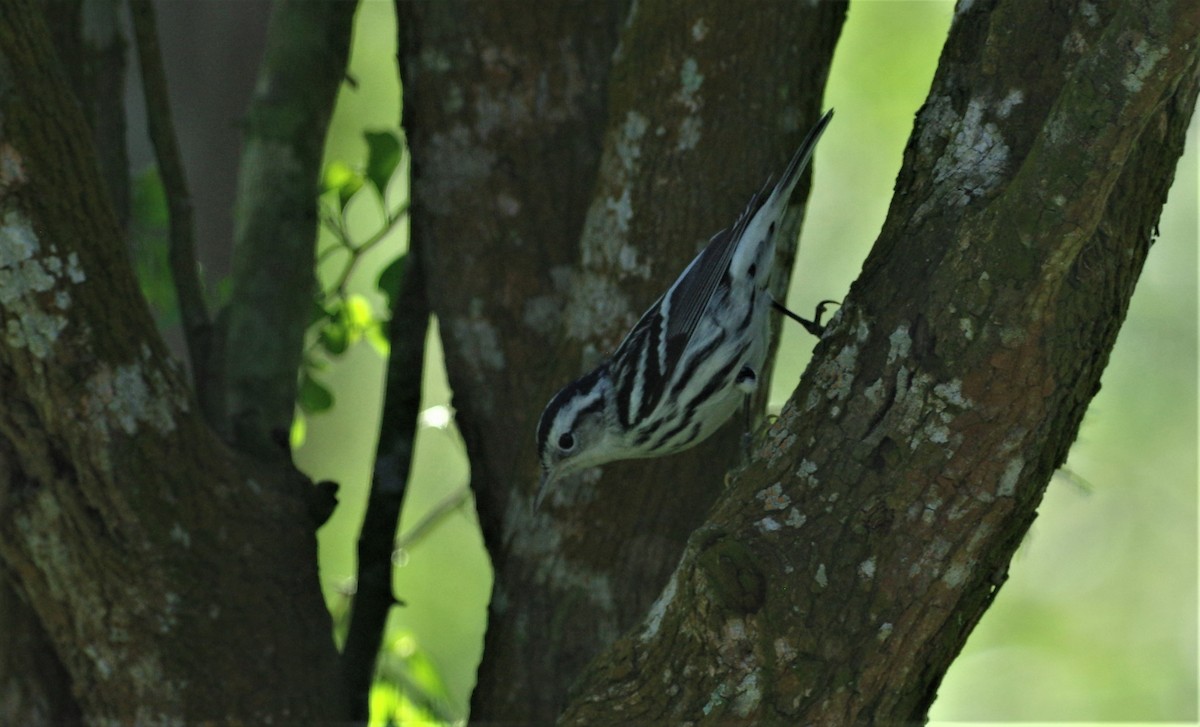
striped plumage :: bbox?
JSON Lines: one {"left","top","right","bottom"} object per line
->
{"left": 535, "top": 110, "right": 833, "bottom": 507}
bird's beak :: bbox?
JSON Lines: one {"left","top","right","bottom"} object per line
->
{"left": 533, "top": 468, "right": 555, "bottom": 512}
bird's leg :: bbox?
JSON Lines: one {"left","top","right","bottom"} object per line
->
{"left": 772, "top": 298, "right": 839, "bottom": 337}
{"left": 733, "top": 366, "right": 758, "bottom": 466}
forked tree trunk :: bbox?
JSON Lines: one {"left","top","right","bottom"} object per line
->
{"left": 398, "top": 1, "right": 846, "bottom": 720}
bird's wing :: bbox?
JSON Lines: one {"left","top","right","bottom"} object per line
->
{"left": 662, "top": 108, "right": 834, "bottom": 362}
{"left": 659, "top": 198, "right": 762, "bottom": 361}
{"left": 608, "top": 109, "right": 834, "bottom": 426}
{"left": 605, "top": 197, "right": 762, "bottom": 429}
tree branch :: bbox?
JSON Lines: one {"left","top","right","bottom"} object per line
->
{"left": 396, "top": 485, "right": 471, "bottom": 551}
{"left": 128, "top": 0, "right": 215, "bottom": 420}
{"left": 0, "top": 0, "right": 342, "bottom": 718}
{"left": 340, "top": 236, "right": 430, "bottom": 720}
{"left": 221, "top": 0, "right": 357, "bottom": 458}
{"left": 561, "top": 0, "right": 1200, "bottom": 721}
{"left": 42, "top": 0, "right": 130, "bottom": 232}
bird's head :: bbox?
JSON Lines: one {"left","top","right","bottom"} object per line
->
{"left": 534, "top": 365, "right": 617, "bottom": 508}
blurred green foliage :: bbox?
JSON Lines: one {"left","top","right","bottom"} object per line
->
{"left": 130, "top": 167, "right": 231, "bottom": 327}
{"left": 295, "top": 3, "right": 486, "bottom": 722}
{"left": 129, "top": 167, "right": 176, "bottom": 327}
{"left": 293, "top": 127, "right": 406, "bottom": 447}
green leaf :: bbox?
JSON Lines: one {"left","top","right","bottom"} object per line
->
{"left": 371, "top": 630, "right": 457, "bottom": 724}
{"left": 131, "top": 167, "right": 169, "bottom": 227}
{"left": 344, "top": 294, "right": 374, "bottom": 330}
{"left": 298, "top": 374, "right": 335, "bottom": 414}
{"left": 403, "top": 647, "right": 451, "bottom": 703}
{"left": 289, "top": 412, "right": 308, "bottom": 449}
{"left": 323, "top": 160, "right": 364, "bottom": 209}
{"left": 129, "top": 168, "right": 178, "bottom": 324}
{"left": 366, "top": 323, "right": 390, "bottom": 357}
{"left": 369, "top": 682, "right": 436, "bottom": 727}
{"left": 376, "top": 253, "right": 407, "bottom": 310}
{"left": 364, "top": 130, "right": 402, "bottom": 198}
{"left": 320, "top": 317, "right": 351, "bottom": 356}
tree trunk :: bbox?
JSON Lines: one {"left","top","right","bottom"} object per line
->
{"left": 398, "top": 0, "right": 846, "bottom": 720}
{"left": 0, "top": 546, "right": 81, "bottom": 724}
{"left": 562, "top": 0, "right": 1200, "bottom": 721}
{"left": 43, "top": 0, "right": 130, "bottom": 233}
{"left": 221, "top": 0, "right": 358, "bottom": 455}
{"left": 0, "top": 0, "right": 341, "bottom": 720}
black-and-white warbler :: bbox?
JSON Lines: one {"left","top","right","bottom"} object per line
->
{"left": 535, "top": 110, "right": 834, "bottom": 507}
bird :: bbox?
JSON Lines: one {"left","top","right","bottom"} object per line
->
{"left": 534, "top": 109, "right": 834, "bottom": 509}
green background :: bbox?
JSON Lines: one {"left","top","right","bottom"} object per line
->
{"left": 295, "top": 1, "right": 1198, "bottom": 722}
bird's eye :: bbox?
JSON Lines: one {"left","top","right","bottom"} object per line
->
{"left": 557, "top": 433, "right": 576, "bottom": 451}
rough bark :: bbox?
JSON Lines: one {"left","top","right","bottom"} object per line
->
{"left": 398, "top": 0, "right": 846, "bottom": 720}
{"left": 562, "top": 0, "right": 1200, "bottom": 722}
{"left": 0, "top": 0, "right": 341, "bottom": 720}
{"left": 9, "top": 3, "right": 127, "bottom": 719}
{"left": 42, "top": 0, "right": 130, "bottom": 233}
{"left": 0, "top": 540, "right": 81, "bottom": 723}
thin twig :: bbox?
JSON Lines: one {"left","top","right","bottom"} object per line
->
{"left": 340, "top": 230, "right": 430, "bottom": 721}
{"left": 395, "top": 485, "right": 471, "bottom": 551}
{"left": 330, "top": 202, "right": 410, "bottom": 298}
{"left": 129, "top": 0, "right": 215, "bottom": 420}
